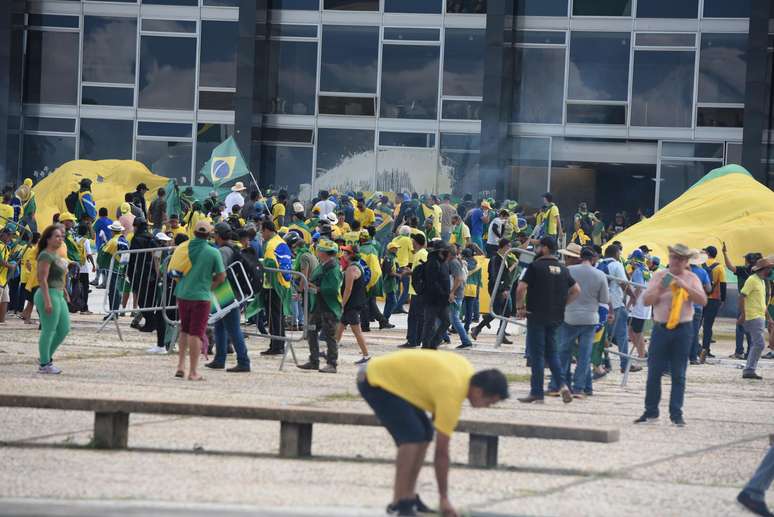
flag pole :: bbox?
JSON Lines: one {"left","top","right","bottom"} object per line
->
{"left": 248, "top": 170, "right": 263, "bottom": 198}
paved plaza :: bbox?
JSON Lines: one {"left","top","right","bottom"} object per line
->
{"left": 0, "top": 312, "right": 772, "bottom": 517}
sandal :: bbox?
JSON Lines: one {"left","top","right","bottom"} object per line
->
{"left": 174, "top": 370, "right": 184, "bottom": 378}
{"left": 188, "top": 375, "right": 205, "bottom": 381}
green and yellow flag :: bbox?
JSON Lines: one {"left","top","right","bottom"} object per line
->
{"left": 199, "top": 136, "right": 250, "bottom": 188}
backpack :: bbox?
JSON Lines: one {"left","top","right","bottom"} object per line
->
{"left": 702, "top": 262, "right": 719, "bottom": 292}
{"left": 357, "top": 258, "right": 372, "bottom": 287}
{"left": 597, "top": 258, "right": 614, "bottom": 276}
{"left": 231, "top": 246, "right": 263, "bottom": 298}
{"left": 65, "top": 191, "right": 79, "bottom": 214}
{"left": 411, "top": 261, "right": 427, "bottom": 296}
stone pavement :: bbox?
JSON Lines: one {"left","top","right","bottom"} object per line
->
{"left": 0, "top": 312, "right": 772, "bottom": 516}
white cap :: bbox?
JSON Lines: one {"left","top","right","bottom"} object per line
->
{"left": 108, "top": 222, "right": 125, "bottom": 232}
{"left": 323, "top": 213, "right": 338, "bottom": 224}
{"left": 292, "top": 202, "right": 305, "bottom": 214}
{"left": 155, "top": 232, "right": 172, "bottom": 242}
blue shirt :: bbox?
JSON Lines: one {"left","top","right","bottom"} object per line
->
{"left": 690, "top": 265, "right": 710, "bottom": 310}
{"left": 469, "top": 208, "right": 484, "bottom": 238}
{"left": 94, "top": 216, "right": 113, "bottom": 250}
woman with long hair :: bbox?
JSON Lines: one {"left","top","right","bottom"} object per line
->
{"left": 35, "top": 225, "right": 71, "bottom": 374}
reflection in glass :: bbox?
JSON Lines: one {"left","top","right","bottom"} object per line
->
{"left": 514, "top": 31, "right": 566, "bottom": 44}
{"left": 661, "top": 142, "right": 724, "bottom": 159}
{"left": 27, "top": 14, "right": 79, "bottom": 28}
{"left": 266, "top": 41, "right": 317, "bottom": 115}
{"left": 703, "top": 0, "right": 750, "bottom": 18}
{"left": 195, "top": 124, "right": 235, "bottom": 173}
{"left": 659, "top": 161, "right": 717, "bottom": 208}
{"left": 141, "top": 19, "right": 196, "bottom": 33}
{"left": 573, "top": 0, "right": 631, "bottom": 16}
{"left": 315, "top": 128, "right": 375, "bottom": 193}
{"left": 446, "top": 0, "right": 486, "bottom": 13}
{"left": 200, "top": 21, "right": 238, "bottom": 88}
{"left": 443, "top": 29, "right": 484, "bottom": 97}
{"left": 138, "top": 122, "right": 192, "bottom": 138}
{"left": 83, "top": 17, "right": 137, "bottom": 84}
{"left": 24, "top": 117, "right": 75, "bottom": 133}
{"left": 440, "top": 133, "right": 479, "bottom": 196}
{"left": 506, "top": 137, "right": 549, "bottom": 212}
{"left": 631, "top": 51, "right": 694, "bottom": 127}
{"left": 514, "top": 0, "right": 566, "bottom": 16}
{"left": 203, "top": 0, "right": 240, "bottom": 5}
{"left": 568, "top": 32, "right": 630, "bottom": 101}
{"left": 79, "top": 119, "right": 133, "bottom": 161}
{"left": 139, "top": 36, "right": 197, "bottom": 110}
{"left": 269, "top": 0, "right": 319, "bottom": 8}
{"left": 696, "top": 107, "right": 744, "bottom": 128}
{"left": 82, "top": 86, "right": 134, "bottom": 106}
{"left": 318, "top": 96, "right": 375, "bottom": 116}
{"left": 511, "top": 47, "right": 565, "bottom": 124}
{"left": 323, "top": 0, "right": 378, "bottom": 10}
{"left": 262, "top": 127, "right": 315, "bottom": 143}
{"left": 22, "top": 134, "right": 75, "bottom": 180}
{"left": 269, "top": 24, "right": 318, "bottom": 38}
{"left": 699, "top": 33, "right": 747, "bottom": 104}
{"left": 260, "top": 145, "right": 314, "bottom": 198}
{"left": 566, "top": 104, "right": 626, "bottom": 124}
{"left": 383, "top": 28, "right": 440, "bottom": 41}
{"left": 380, "top": 45, "right": 440, "bottom": 119}
{"left": 442, "top": 100, "right": 481, "bottom": 120}
{"left": 635, "top": 33, "right": 695, "bottom": 47}
{"left": 321, "top": 26, "right": 378, "bottom": 93}
{"left": 385, "top": 0, "right": 441, "bottom": 13}
{"left": 136, "top": 140, "right": 193, "bottom": 184}
{"left": 636, "top": 0, "right": 698, "bottom": 18}
{"left": 24, "top": 31, "right": 79, "bottom": 104}
{"left": 379, "top": 132, "right": 435, "bottom": 148}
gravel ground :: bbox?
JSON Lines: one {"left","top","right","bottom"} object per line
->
{"left": 0, "top": 311, "right": 772, "bottom": 516}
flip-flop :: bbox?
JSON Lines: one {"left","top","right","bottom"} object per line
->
{"left": 174, "top": 370, "right": 184, "bottom": 378}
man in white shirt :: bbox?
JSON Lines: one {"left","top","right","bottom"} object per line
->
{"left": 76, "top": 223, "right": 96, "bottom": 315}
{"left": 313, "top": 190, "right": 337, "bottom": 217}
{"left": 598, "top": 244, "right": 638, "bottom": 373}
{"left": 485, "top": 209, "right": 508, "bottom": 258}
{"left": 224, "top": 181, "right": 247, "bottom": 218}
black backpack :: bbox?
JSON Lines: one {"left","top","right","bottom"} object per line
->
{"left": 232, "top": 246, "right": 263, "bottom": 297}
{"left": 65, "top": 191, "right": 79, "bottom": 214}
{"left": 411, "top": 261, "right": 427, "bottom": 296}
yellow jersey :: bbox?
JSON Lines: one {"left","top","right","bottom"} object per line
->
{"left": 353, "top": 207, "right": 375, "bottom": 228}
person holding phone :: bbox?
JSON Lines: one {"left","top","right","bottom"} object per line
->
{"left": 634, "top": 244, "right": 707, "bottom": 427}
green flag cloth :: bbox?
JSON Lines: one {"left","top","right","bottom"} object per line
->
{"left": 199, "top": 136, "right": 250, "bottom": 188}
{"left": 310, "top": 260, "right": 343, "bottom": 320}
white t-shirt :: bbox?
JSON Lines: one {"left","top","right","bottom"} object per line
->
{"left": 603, "top": 258, "right": 627, "bottom": 309}
{"left": 486, "top": 217, "right": 506, "bottom": 245}
{"left": 224, "top": 192, "right": 245, "bottom": 217}
{"left": 314, "top": 199, "right": 337, "bottom": 217}
{"left": 79, "top": 238, "right": 93, "bottom": 274}
{"left": 629, "top": 268, "right": 652, "bottom": 320}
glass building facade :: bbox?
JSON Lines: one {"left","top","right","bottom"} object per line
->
{"left": 0, "top": 0, "right": 772, "bottom": 222}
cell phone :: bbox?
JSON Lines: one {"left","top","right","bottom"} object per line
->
{"left": 661, "top": 272, "right": 674, "bottom": 288}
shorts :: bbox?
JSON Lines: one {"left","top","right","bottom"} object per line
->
{"left": 630, "top": 317, "right": 646, "bottom": 334}
{"left": 358, "top": 377, "right": 434, "bottom": 445}
{"left": 0, "top": 285, "right": 9, "bottom": 303}
{"left": 340, "top": 307, "right": 361, "bottom": 326}
{"left": 178, "top": 299, "right": 210, "bottom": 338}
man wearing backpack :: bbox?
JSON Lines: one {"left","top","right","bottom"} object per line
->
{"left": 336, "top": 245, "right": 372, "bottom": 365}
{"left": 598, "top": 244, "right": 640, "bottom": 373}
{"left": 419, "top": 240, "right": 452, "bottom": 350}
{"left": 700, "top": 245, "right": 726, "bottom": 359}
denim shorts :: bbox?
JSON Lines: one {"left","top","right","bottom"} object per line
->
{"left": 358, "top": 377, "right": 434, "bottom": 445}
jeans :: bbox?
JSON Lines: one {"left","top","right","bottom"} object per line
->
{"left": 450, "top": 297, "right": 473, "bottom": 346}
{"left": 611, "top": 306, "right": 629, "bottom": 370}
{"left": 701, "top": 298, "right": 721, "bottom": 351}
{"left": 743, "top": 318, "right": 767, "bottom": 374}
{"left": 107, "top": 269, "right": 121, "bottom": 312}
{"left": 462, "top": 296, "right": 476, "bottom": 332}
{"left": 441, "top": 230, "right": 451, "bottom": 243}
{"left": 689, "top": 306, "right": 703, "bottom": 362}
{"left": 485, "top": 243, "right": 498, "bottom": 258}
{"left": 644, "top": 322, "right": 692, "bottom": 419}
{"left": 292, "top": 298, "right": 304, "bottom": 326}
{"left": 383, "top": 291, "right": 398, "bottom": 321}
{"left": 396, "top": 275, "right": 410, "bottom": 310}
{"left": 526, "top": 320, "right": 565, "bottom": 398}
{"left": 736, "top": 312, "right": 753, "bottom": 356}
{"left": 743, "top": 446, "right": 774, "bottom": 503}
{"left": 422, "top": 303, "right": 450, "bottom": 349}
{"left": 214, "top": 307, "right": 250, "bottom": 368}
{"left": 550, "top": 323, "right": 595, "bottom": 394}
{"left": 406, "top": 295, "right": 425, "bottom": 346}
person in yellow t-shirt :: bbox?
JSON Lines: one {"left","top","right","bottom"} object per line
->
{"left": 335, "top": 211, "right": 351, "bottom": 234}
{"left": 353, "top": 199, "right": 375, "bottom": 229}
{"left": 534, "top": 192, "right": 561, "bottom": 240}
{"left": 738, "top": 258, "right": 774, "bottom": 379}
{"left": 21, "top": 238, "right": 39, "bottom": 324}
{"left": 358, "top": 350, "right": 508, "bottom": 517}
{"left": 272, "top": 193, "right": 287, "bottom": 227}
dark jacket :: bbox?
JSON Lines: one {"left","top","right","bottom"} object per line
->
{"left": 422, "top": 250, "right": 451, "bottom": 306}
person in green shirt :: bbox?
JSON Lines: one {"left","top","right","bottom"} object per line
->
{"left": 171, "top": 221, "right": 226, "bottom": 381}
{"left": 34, "top": 225, "right": 71, "bottom": 374}
{"left": 298, "top": 239, "right": 343, "bottom": 373}
{"left": 381, "top": 241, "right": 401, "bottom": 322}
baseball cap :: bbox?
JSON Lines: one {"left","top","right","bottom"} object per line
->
{"left": 194, "top": 220, "right": 213, "bottom": 235}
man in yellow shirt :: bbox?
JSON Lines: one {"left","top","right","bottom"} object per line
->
{"left": 0, "top": 227, "right": 17, "bottom": 323}
{"left": 358, "top": 350, "right": 508, "bottom": 517}
{"left": 738, "top": 257, "right": 774, "bottom": 380}
{"left": 353, "top": 198, "right": 375, "bottom": 229}
{"left": 534, "top": 192, "right": 561, "bottom": 241}
{"left": 398, "top": 233, "right": 427, "bottom": 348}
{"left": 390, "top": 226, "right": 414, "bottom": 314}
{"left": 271, "top": 192, "right": 287, "bottom": 227}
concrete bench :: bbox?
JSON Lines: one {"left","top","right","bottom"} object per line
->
{"left": 0, "top": 394, "right": 619, "bottom": 468}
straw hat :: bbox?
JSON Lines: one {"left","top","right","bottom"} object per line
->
{"left": 231, "top": 181, "right": 247, "bottom": 192}
{"left": 108, "top": 222, "right": 124, "bottom": 232}
{"left": 752, "top": 257, "right": 774, "bottom": 272}
{"left": 559, "top": 242, "right": 583, "bottom": 258}
{"left": 667, "top": 243, "right": 697, "bottom": 259}
{"left": 689, "top": 251, "right": 708, "bottom": 266}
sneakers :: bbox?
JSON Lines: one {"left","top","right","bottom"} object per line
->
{"left": 146, "top": 346, "right": 166, "bottom": 354}
{"left": 455, "top": 343, "right": 472, "bottom": 350}
{"left": 38, "top": 363, "right": 61, "bottom": 374}
{"left": 517, "top": 395, "right": 544, "bottom": 404}
{"left": 319, "top": 364, "right": 337, "bottom": 374}
{"left": 260, "top": 348, "right": 284, "bottom": 356}
{"left": 204, "top": 361, "right": 225, "bottom": 369}
{"left": 470, "top": 327, "right": 481, "bottom": 340}
{"left": 354, "top": 355, "right": 371, "bottom": 365}
{"left": 397, "top": 342, "right": 418, "bottom": 349}
{"left": 729, "top": 353, "right": 744, "bottom": 359}
{"left": 386, "top": 495, "right": 433, "bottom": 516}
{"left": 559, "top": 385, "right": 573, "bottom": 404}
{"left": 743, "top": 372, "right": 764, "bottom": 380}
{"left": 545, "top": 390, "right": 561, "bottom": 397}
{"left": 671, "top": 416, "right": 686, "bottom": 427}
{"left": 633, "top": 413, "right": 659, "bottom": 424}
{"left": 762, "top": 351, "right": 774, "bottom": 360}
{"left": 413, "top": 495, "right": 434, "bottom": 514}
{"left": 226, "top": 365, "right": 250, "bottom": 373}
{"left": 737, "top": 490, "right": 774, "bottom": 517}
{"left": 379, "top": 322, "right": 396, "bottom": 330}
{"left": 629, "top": 365, "right": 643, "bottom": 372}
{"left": 297, "top": 362, "right": 319, "bottom": 371}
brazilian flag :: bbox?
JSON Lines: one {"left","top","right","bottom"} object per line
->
{"left": 199, "top": 136, "right": 250, "bottom": 188}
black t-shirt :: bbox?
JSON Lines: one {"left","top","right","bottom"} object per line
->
{"left": 522, "top": 256, "right": 576, "bottom": 325}
{"left": 734, "top": 265, "right": 752, "bottom": 290}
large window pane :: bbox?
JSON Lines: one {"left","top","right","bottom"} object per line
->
{"left": 514, "top": 0, "right": 567, "bottom": 16}
{"left": 195, "top": 123, "right": 235, "bottom": 173}
{"left": 24, "top": 31, "right": 78, "bottom": 104}
{"left": 139, "top": 36, "right": 197, "bottom": 110}
{"left": 269, "top": 0, "right": 319, "bottom": 9}
{"left": 318, "top": 95, "right": 375, "bottom": 116}
{"left": 698, "top": 33, "right": 747, "bottom": 104}
{"left": 324, "top": 0, "right": 378, "bottom": 10}
{"left": 22, "top": 134, "right": 75, "bottom": 180}
{"left": 79, "top": 119, "right": 133, "bottom": 161}
{"left": 703, "top": 0, "right": 750, "bottom": 18}
{"left": 636, "top": 0, "right": 698, "bottom": 18}
{"left": 573, "top": 0, "right": 631, "bottom": 16}
{"left": 385, "top": 0, "right": 441, "bottom": 13}
{"left": 200, "top": 21, "right": 238, "bottom": 89}
{"left": 378, "top": 147, "right": 440, "bottom": 193}
{"left": 82, "top": 86, "right": 134, "bottom": 106}
{"left": 380, "top": 45, "right": 440, "bottom": 119}
{"left": 267, "top": 41, "right": 317, "bottom": 115}
{"left": 566, "top": 104, "right": 626, "bottom": 124}
{"left": 443, "top": 29, "right": 484, "bottom": 97}
{"left": 659, "top": 161, "right": 717, "bottom": 208}
{"left": 631, "top": 51, "right": 695, "bottom": 127}
{"left": 320, "top": 26, "right": 378, "bottom": 93}
{"left": 506, "top": 137, "right": 549, "bottom": 212}
{"left": 260, "top": 145, "right": 313, "bottom": 198}
{"left": 315, "top": 128, "right": 375, "bottom": 192}
{"left": 136, "top": 140, "right": 193, "bottom": 184}
{"left": 440, "top": 133, "right": 479, "bottom": 196}
{"left": 568, "top": 32, "right": 630, "bottom": 101}
{"left": 83, "top": 17, "right": 137, "bottom": 84}
{"left": 511, "top": 47, "right": 565, "bottom": 124}
{"left": 446, "top": 0, "right": 487, "bottom": 13}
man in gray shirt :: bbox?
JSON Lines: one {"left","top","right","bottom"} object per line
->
{"left": 549, "top": 244, "right": 608, "bottom": 398}
{"left": 448, "top": 245, "right": 474, "bottom": 349}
